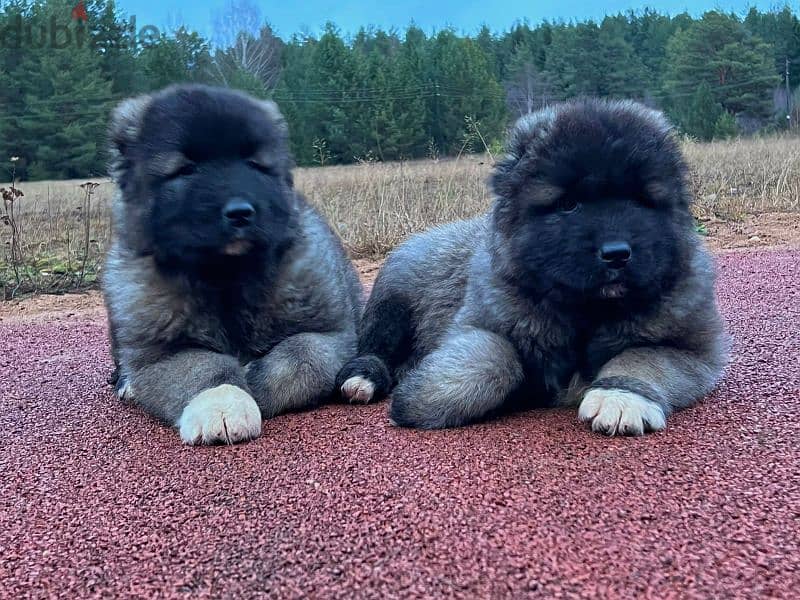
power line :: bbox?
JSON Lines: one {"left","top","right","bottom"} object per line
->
{"left": 0, "top": 72, "right": 791, "bottom": 122}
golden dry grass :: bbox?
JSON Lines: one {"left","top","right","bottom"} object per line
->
{"left": 684, "top": 134, "right": 800, "bottom": 219}
{"left": 300, "top": 155, "right": 494, "bottom": 256}
{"left": 1, "top": 134, "right": 799, "bottom": 297}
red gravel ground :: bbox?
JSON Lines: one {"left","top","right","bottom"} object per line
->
{"left": 1, "top": 249, "right": 798, "bottom": 598}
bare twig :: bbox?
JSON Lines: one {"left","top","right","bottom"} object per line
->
{"left": 1, "top": 158, "right": 25, "bottom": 298}
{"left": 78, "top": 182, "right": 99, "bottom": 287}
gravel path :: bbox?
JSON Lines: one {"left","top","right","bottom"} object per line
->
{"left": 1, "top": 249, "right": 798, "bottom": 598}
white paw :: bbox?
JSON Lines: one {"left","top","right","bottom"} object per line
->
{"left": 341, "top": 376, "right": 375, "bottom": 404}
{"left": 578, "top": 388, "right": 666, "bottom": 436}
{"left": 177, "top": 385, "right": 262, "bottom": 445}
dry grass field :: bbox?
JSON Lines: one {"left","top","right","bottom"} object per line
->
{"left": 2, "top": 134, "right": 799, "bottom": 298}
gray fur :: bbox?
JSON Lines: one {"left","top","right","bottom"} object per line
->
{"left": 102, "top": 85, "right": 361, "bottom": 442}
{"left": 349, "top": 99, "right": 729, "bottom": 434}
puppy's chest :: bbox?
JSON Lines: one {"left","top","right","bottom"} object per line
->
{"left": 186, "top": 291, "right": 293, "bottom": 360}
{"left": 193, "top": 278, "right": 336, "bottom": 358}
{"left": 512, "top": 318, "right": 634, "bottom": 401}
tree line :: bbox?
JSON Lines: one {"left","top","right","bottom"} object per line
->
{"left": 1, "top": 0, "right": 799, "bottom": 180}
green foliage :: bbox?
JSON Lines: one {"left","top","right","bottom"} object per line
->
{"left": 426, "top": 30, "right": 505, "bottom": 155}
{"left": 503, "top": 38, "right": 558, "bottom": 116}
{"left": 743, "top": 6, "right": 800, "bottom": 78}
{"left": 220, "top": 66, "right": 268, "bottom": 98}
{"left": 0, "top": 1, "right": 113, "bottom": 179}
{"left": 546, "top": 20, "right": 647, "bottom": 98}
{"left": 0, "top": 2, "right": 798, "bottom": 178}
{"left": 663, "top": 11, "right": 781, "bottom": 131}
{"left": 305, "top": 23, "right": 360, "bottom": 162}
{"left": 694, "top": 220, "right": 709, "bottom": 236}
{"left": 388, "top": 27, "right": 430, "bottom": 158}
{"left": 680, "top": 82, "right": 724, "bottom": 141}
{"left": 88, "top": 0, "right": 139, "bottom": 94}
{"left": 713, "top": 111, "right": 738, "bottom": 140}
{"left": 138, "top": 28, "right": 213, "bottom": 90}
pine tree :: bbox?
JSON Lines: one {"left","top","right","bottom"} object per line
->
{"left": 0, "top": 1, "right": 32, "bottom": 175}
{"left": 663, "top": 11, "right": 780, "bottom": 126}
{"left": 349, "top": 29, "right": 396, "bottom": 160}
{"left": 305, "top": 23, "right": 359, "bottom": 163}
{"left": 2, "top": 4, "right": 797, "bottom": 173}
{"left": 743, "top": 7, "right": 800, "bottom": 80}
{"left": 713, "top": 111, "right": 738, "bottom": 139}
{"left": 504, "top": 39, "right": 557, "bottom": 116}
{"left": 385, "top": 27, "right": 429, "bottom": 159}
{"left": 617, "top": 9, "right": 679, "bottom": 84}
{"left": 546, "top": 21, "right": 646, "bottom": 99}
{"left": 681, "top": 82, "right": 723, "bottom": 140}
{"left": 328, "top": 27, "right": 429, "bottom": 162}
{"left": 426, "top": 30, "right": 506, "bottom": 155}
{"left": 139, "top": 28, "right": 213, "bottom": 91}
{"left": 7, "top": 0, "right": 113, "bottom": 179}
{"left": 273, "top": 35, "right": 317, "bottom": 165}
{"left": 87, "top": 0, "right": 139, "bottom": 95}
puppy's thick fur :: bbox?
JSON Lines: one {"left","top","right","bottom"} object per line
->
{"left": 103, "top": 85, "right": 361, "bottom": 444}
{"left": 337, "top": 99, "right": 728, "bottom": 435}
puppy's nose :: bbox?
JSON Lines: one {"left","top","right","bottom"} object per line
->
{"left": 599, "top": 241, "right": 632, "bottom": 268}
{"left": 223, "top": 200, "right": 255, "bottom": 227}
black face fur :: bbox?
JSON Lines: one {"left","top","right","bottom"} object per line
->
{"left": 491, "top": 100, "right": 694, "bottom": 313}
{"left": 110, "top": 85, "right": 298, "bottom": 278}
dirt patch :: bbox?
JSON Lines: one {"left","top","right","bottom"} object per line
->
{"left": 353, "top": 258, "right": 381, "bottom": 287}
{"left": 701, "top": 212, "right": 800, "bottom": 251}
{"left": 2, "top": 213, "right": 796, "bottom": 322}
{"left": 0, "top": 289, "right": 105, "bottom": 324}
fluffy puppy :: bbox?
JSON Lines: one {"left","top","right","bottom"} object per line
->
{"left": 336, "top": 99, "right": 728, "bottom": 435}
{"left": 103, "top": 85, "right": 361, "bottom": 445}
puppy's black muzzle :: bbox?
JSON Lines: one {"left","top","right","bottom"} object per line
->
{"left": 223, "top": 199, "right": 256, "bottom": 229}
{"left": 599, "top": 241, "right": 632, "bottom": 269}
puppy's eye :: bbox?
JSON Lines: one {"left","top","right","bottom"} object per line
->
{"left": 557, "top": 198, "right": 580, "bottom": 213}
{"left": 167, "top": 163, "right": 196, "bottom": 180}
{"left": 248, "top": 160, "right": 276, "bottom": 176}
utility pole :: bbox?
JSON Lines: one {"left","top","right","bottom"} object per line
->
{"left": 786, "top": 57, "right": 792, "bottom": 129}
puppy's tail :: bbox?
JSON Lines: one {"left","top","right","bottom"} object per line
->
{"left": 335, "top": 355, "right": 393, "bottom": 405}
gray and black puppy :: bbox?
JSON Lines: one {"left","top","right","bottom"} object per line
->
{"left": 336, "top": 99, "right": 728, "bottom": 435}
{"left": 103, "top": 85, "right": 361, "bottom": 445}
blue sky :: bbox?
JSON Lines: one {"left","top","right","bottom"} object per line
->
{"left": 118, "top": 1, "right": 791, "bottom": 41}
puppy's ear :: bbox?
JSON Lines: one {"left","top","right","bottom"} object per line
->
{"left": 258, "top": 99, "right": 295, "bottom": 187}
{"left": 258, "top": 99, "right": 289, "bottom": 138}
{"left": 107, "top": 94, "right": 152, "bottom": 180}
{"left": 490, "top": 108, "right": 558, "bottom": 203}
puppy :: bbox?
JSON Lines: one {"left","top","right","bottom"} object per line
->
{"left": 336, "top": 99, "right": 728, "bottom": 435}
{"left": 103, "top": 85, "right": 361, "bottom": 444}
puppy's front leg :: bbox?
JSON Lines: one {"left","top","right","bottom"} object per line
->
{"left": 579, "top": 346, "right": 726, "bottom": 436}
{"left": 246, "top": 331, "right": 356, "bottom": 418}
{"left": 389, "top": 328, "right": 524, "bottom": 429}
{"left": 129, "top": 350, "right": 261, "bottom": 445}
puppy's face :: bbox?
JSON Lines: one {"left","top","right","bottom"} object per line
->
{"left": 109, "top": 85, "right": 296, "bottom": 270}
{"left": 492, "top": 101, "right": 692, "bottom": 308}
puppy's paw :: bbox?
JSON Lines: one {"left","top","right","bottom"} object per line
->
{"left": 578, "top": 388, "right": 666, "bottom": 436}
{"left": 388, "top": 384, "right": 454, "bottom": 430}
{"left": 341, "top": 376, "right": 376, "bottom": 404}
{"left": 177, "top": 384, "right": 262, "bottom": 445}
{"left": 334, "top": 355, "right": 392, "bottom": 404}
{"left": 115, "top": 376, "right": 134, "bottom": 402}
